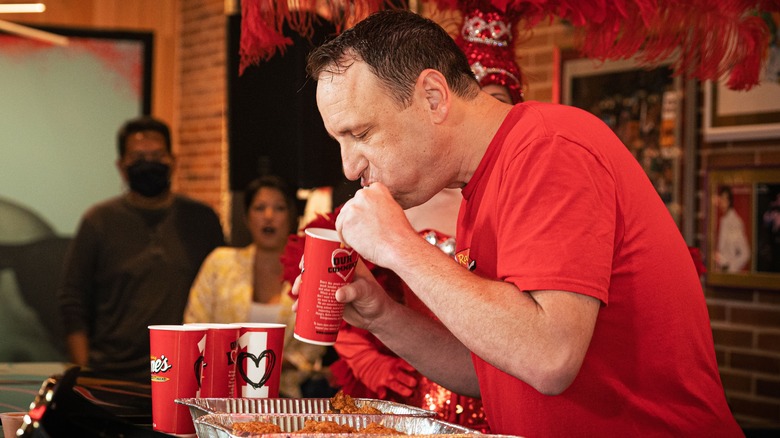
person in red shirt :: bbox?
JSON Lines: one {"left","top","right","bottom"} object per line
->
{"left": 325, "top": 4, "right": 526, "bottom": 430}
{"left": 298, "top": 9, "right": 742, "bottom": 437}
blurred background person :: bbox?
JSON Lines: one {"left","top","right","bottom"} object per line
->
{"left": 453, "top": 0, "right": 524, "bottom": 106}
{"left": 184, "top": 175, "right": 332, "bottom": 398}
{"left": 57, "top": 116, "right": 224, "bottom": 383}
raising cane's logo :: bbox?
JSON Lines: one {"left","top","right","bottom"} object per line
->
{"left": 455, "top": 249, "right": 476, "bottom": 272}
{"left": 150, "top": 354, "right": 173, "bottom": 382}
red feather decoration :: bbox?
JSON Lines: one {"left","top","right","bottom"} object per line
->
{"left": 240, "top": 0, "right": 779, "bottom": 90}
{"left": 239, "top": 0, "right": 393, "bottom": 75}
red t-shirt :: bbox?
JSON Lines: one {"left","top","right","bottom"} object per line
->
{"left": 457, "top": 103, "right": 742, "bottom": 436}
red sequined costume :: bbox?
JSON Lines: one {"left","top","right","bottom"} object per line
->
{"left": 454, "top": 0, "right": 524, "bottom": 103}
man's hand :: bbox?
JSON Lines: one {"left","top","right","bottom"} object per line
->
{"left": 335, "top": 183, "right": 417, "bottom": 267}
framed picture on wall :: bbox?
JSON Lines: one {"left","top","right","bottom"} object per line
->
{"left": 561, "top": 53, "right": 685, "bottom": 229}
{"left": 0, "top": 26, "right": 152, "bottom": 236}
{"left": 703, "top": 79, "right": 780, "bottom": 142}
{"left": 702, "top": 12, "right": 780, "bottom": 142}
{"left": 707, "top": 168, "right": 780, "bottom": 290}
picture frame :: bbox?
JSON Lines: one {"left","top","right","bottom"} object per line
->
{"left": 707, "top": 168, "right": 780, "bottom": 290}
{"left": 702, "top": 79, "right": 780, "bottom": 142}
{"left": 702, "top": 12, "right": 780, "bottom": 142}
{"left": 0, "top": 25, "right": 152, "bottom": 235}
{"left": 560, "top": 53, "right": 686, "bottom": 230}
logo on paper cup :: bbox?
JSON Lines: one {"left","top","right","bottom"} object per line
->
{"left": 235, "top": 329, "right": 284, "bottom": 398}
{"left": 150, "top": 354, "right": 173, "bottom": 382}
{"left": 329, "top": 248, "right": 357, "bottom": 281}
{"left": 237, "top": 350, "right": 276, "bottom": 389}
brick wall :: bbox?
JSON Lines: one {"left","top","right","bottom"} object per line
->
{"left": 702, "top": 141, "right": 780, "bottom": 428}
{"left": 513, "top": 19, "right": 573, "bottom": 103}
{"left": 177, "top": 0, "right": 231, "bottom": 233}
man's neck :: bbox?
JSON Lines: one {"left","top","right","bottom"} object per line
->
{"left": 126, "top": 191, "right": 174, "bottom": 209}
{"left": 453, "top": 94, "right": 514, "bottom": 185}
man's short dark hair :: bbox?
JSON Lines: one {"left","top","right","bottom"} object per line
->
{"left": 117, "top": 116, "right": 172, "bottom": 158}
{"left": 306, "top": 9, "right": 479, "bottom": 108}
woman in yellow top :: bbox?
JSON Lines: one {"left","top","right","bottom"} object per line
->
{"left": 184, "top": 175, "right": 329, "bottom": 398}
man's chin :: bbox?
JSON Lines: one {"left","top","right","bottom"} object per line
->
{"left": 394, "top": 194, "right": 424, "bottom": 210}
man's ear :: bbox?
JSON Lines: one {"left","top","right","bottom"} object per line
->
{"left": 418, "top": 69, "right": 450, "bottom": 124}
{"left": 116, "top": 158, "right": 129, "bottom": 183}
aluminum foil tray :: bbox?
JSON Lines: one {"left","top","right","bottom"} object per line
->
{"left": 193, "top": 413, "right": 479, "bottom": 438}
{"left": 177, "top": 398, "right": 437, "bottom": 422}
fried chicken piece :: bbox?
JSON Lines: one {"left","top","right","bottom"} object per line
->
{"left": 296, "top": 419, "right": 357, "bottom": 433}
{"left": 328, "top": 390, "right": 352, "bottom": 412}
{"left": 353, "top": 405, "right": 383, "bottom": 415}
{"left": 328, "top": 390, "right": 382, "bottom": 414}
{"left": 361, "top": 422, "right": 404, "bottom": 434}
{"left": 232, "top": 421, "right": 283, "bottom": 434}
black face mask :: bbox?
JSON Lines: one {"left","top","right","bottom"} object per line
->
{"left": 126, "top": 160, "right": 171, "bottom": 198}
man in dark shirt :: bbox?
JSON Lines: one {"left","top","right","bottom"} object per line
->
{"left": 57, "top": 116, "right": 224, "bottom": 382}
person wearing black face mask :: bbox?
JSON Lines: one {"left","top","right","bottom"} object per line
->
{"left": 116, "top": 120, "right": 175, "bottom": 208}
{"left": 125, "top": 159, "right": 171, "bottom": 199}
{"left": 57, "top": 116, "right": 225, "bottom": 383}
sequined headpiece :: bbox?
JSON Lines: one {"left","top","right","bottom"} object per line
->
{"left": 455, "top": 1, "right": 524, "bottom": 104}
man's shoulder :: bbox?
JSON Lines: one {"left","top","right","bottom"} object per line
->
{"left": 170, "top": 195, "right": 223, "bottom": 241}
{"left": 514, "top": 101, "right": 595, "bottom": 123}
{"left": 172, "top": 194, "right": 218, "bottom": 216}
{"left": 507, "top": 101, "right": 618, "bottom": 150}
{"left": 82, "top": 196, "right": 127, "bottom": 218}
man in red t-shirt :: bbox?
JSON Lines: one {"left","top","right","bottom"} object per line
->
{"left": 296, "top": 9, "right": 743, "bottom": 437}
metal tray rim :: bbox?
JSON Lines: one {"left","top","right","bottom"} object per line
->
{"left": 193, "top": 412, "right": 479, "bottom": 438}
{"left": 176, "top": 397, "right": 437, "bottom": 421}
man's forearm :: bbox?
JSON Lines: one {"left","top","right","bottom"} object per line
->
{"left": 372, "top": 302, "right": 480, "bottom": 397}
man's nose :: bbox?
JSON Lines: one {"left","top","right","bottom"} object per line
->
{"left": 341, "top": 142, "right": 363, "bottom": 181}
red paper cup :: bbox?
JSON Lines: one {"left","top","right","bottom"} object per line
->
{"left": 234, "top": 323, "right": 286, "bottom": 398}
{"left": 294, "top": 227, "right": 358, "bottom": 346}
{"left": 185, "top": 323, "right": 240, "bottom": 398}
{"left": 149, "top": 324, "right": 206, "bottom": 435}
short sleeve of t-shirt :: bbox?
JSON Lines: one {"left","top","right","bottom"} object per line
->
{"left": 495, "top": 133, "right": 616, "bottom": 303}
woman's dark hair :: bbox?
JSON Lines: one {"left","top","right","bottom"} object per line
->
{"left": 244, "top": 175, "right": 299, "bottom": 232}
{"left": 117, "top": 116, "right": 172, "bottom": 158}
{"left": 306, "top": 9, "right": 479, "bottom": 108}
